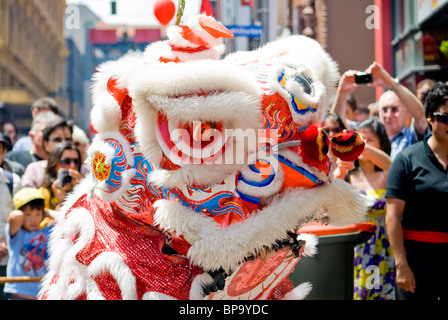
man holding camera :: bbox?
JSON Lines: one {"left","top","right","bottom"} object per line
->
{"left": 331, "top": 62, "right": 428, "bottom": 159}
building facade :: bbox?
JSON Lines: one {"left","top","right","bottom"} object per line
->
{"left": 64, "top": 4, "right": 101, "bottom": 129}
{"left": 0, "top": 0, "right": 67, "bottom": 132}
{"left": 386, "top": 0, "right": 448, "bottom": 91}
{"left": 289, "top": 0, "right": 376, "bottom": 106}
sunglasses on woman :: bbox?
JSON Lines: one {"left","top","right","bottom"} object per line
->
{"left": 60, "top": 158, "right": 80, "bottom": 166}
{"left": 50, "top": 137, "right": 72, "bottom": 143}
{"left": 433, "top": 112, "right": 448, "bottom": 125}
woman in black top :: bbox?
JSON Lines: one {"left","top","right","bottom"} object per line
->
{"left": 386, "top": 82, "right": 448, "bottom": 300}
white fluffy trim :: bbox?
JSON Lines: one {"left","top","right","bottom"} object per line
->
{"left": 189, "top": 273, "right": 214, "bottom": 300}
{"left": 153, "top": 178, "right": 366, "bottom": 272}
{"left": 39, "top": 204, "right": 95, "bottom": 299}
{"left": 298, "top": 233, "right": 318, "bottom": 257}
{"left": 282, "top": 282, "right": 313, "bottom": 300}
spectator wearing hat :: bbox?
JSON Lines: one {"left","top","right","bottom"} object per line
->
{"left": 3, "top": 188, "right": 54, "bottom": 300}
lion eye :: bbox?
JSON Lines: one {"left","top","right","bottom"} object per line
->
{"left": 294, "top": 74, "right": 313, "bottom": 95}
{"left": 191, "top": 122, "right": 217, "bottom": 142}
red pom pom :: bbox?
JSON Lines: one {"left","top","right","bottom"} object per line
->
{"left": 330, "top": 130, "right": 365, "bottom": 161}
{"left": 298, "top": 124, "right": 329, "bottom": 166}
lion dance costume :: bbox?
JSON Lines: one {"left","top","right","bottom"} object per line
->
{"left": 39, "top": 15, "right": 366, "bottom": 300}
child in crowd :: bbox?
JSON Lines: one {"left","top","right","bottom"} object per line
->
{"left": 3, "top": 188, "right": 54, "bottom": 300}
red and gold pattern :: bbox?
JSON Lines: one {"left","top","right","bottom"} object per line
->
{"left": 92, "top": 152, "right": 111, "bottom": 182}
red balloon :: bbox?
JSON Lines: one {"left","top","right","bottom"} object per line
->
{"left": 154, "top": 0, "right": 176, "bottom": 26}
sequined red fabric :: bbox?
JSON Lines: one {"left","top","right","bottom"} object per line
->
{"left": 43, "top": 195, "right": 202, "bottom": 300}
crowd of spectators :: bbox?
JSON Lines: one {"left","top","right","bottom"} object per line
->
{"left": 325, "top": 61, "right": 447, "bottom": 301}
{"left": 0, "top": 98, "right": 90, "bottom": 300}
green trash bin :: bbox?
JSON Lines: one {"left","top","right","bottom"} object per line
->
{"left": 289, "top": 222, "right": 376, "bottom": 300}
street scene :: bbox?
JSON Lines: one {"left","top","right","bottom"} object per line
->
{"left": 0, "top": 0, "right": 447, "bottom": 308}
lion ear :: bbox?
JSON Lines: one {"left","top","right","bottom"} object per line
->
{"left": 198, "top": 16, "right": 234, "bottom": 39}
{"left": 107, "top": 76, "right": 130, "bottom": 106}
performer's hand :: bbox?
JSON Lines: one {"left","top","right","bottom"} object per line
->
{"left": 274, "top": 231, "right": 305, "bottom": 258}
{"left": 203, "top": 268, "right": 227, "bottom": 296}
{"left": 396, "top": 264, "right": 416, "bottom": 293}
